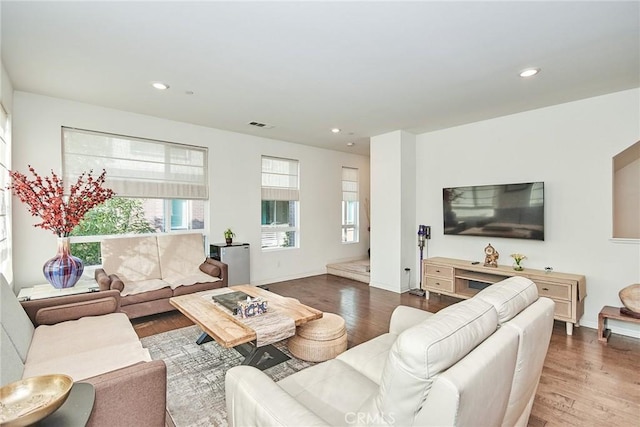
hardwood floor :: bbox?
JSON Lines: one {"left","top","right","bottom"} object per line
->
{"left": 132, "top": 274, "right": 640, "bottom": 427}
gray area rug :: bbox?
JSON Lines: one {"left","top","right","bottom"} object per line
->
{"left": 141, "top": 325, "right": 315, "bottom": 427}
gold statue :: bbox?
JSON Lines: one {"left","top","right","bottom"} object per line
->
{"left": 484, "top": 243, "right": 499, "bottom": 268}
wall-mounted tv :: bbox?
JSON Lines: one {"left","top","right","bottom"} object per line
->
{"left": 443, "top": 182, "right": 544, "bottom": 241}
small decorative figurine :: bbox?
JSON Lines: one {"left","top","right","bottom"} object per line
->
{"left": 484, "top": 243, "right": 499, "bottom": 268}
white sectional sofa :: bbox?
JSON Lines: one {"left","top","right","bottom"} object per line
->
{"left": 226, "top": 276, "right": 555, "bottom": 426}
{"left": 95, "top": 233, "right": 228, "bottom": 319}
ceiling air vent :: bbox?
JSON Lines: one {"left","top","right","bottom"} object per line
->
{"left": 248, "top": 121, "right": 275, "bottom": 129}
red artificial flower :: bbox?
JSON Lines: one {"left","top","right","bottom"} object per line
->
{"left": 7, "top": 166, "right": 115, "bottom": 237}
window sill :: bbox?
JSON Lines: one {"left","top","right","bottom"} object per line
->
{"left": 610, "top": 238, "right": 640, "bottom": 245}
{"left": 261, "top": 246, "right": 298, "bottom": 252}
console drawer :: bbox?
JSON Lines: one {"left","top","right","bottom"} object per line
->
{"left": 425, "top": 264, "right": 453, "bottom": 279}
{"left": 535, "top": 281, "right": 571, "bottom": 301}
{"left": 425, "top": 277, "right": 454, "bottom": 293}
{"left": 552, "top": 299, "right": 571, "bottom": 319}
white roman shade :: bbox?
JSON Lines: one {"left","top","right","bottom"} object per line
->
{"left": 62, "top": 128, "right": 208, "bottom": 199}
{"left": 261, "top": 156, "right": 299, "bottom": 201}
{"left": 342, "top": 167, "right": 358, "bottom": 202}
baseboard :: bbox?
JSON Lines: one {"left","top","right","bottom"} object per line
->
{"left": 580, "top": 319, "right": 640, "bottom": 340}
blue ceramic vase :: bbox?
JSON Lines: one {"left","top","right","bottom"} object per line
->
{"left": 43, "top": 237, "right": 84, "bottom": 289}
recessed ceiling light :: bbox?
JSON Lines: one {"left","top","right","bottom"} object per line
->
{"left": 151, "top": 82, "right": 170, "bottom": 90}
{"left": 331, "top": 128, "right": 341, "bottom": 133}
{"left": 519, "top": 68, "right": 540, "bottom": 78}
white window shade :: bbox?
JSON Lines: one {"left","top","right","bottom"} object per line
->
{"left": 0, "top": 105, "right": 8, "bottom": 141}
{"left": 62, "top": 128, "right": 208, "bottom": 199}
{"left": 261, "top": 156, "right": 299, "bottom": 201}
{"left": 342, "top": 167, "right": 358, "bottom": 201}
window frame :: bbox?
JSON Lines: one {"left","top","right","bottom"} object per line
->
{"left": 62, "top": 128, "right": 210, "bottom": 264}
{"left": 261, "top": 156, "right": 300, "bottom": 250}
{"left": 341, "top": 166, "right": 359, "bottom": 244}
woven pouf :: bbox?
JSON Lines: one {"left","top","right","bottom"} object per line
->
{"left": 288, "top": 313, "right": 348, "bottom": 362}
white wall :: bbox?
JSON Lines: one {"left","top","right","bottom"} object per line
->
{"left": 416, "top": 88, "right": 640, "bottom": 337}
{"left": 11, "top": 91, "right": 370, "bottom": 290}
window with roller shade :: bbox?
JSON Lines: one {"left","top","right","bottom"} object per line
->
{"left": 261, "top": 156, "right": 299, "bottom": 249}
{"left": 341, "top": 167, "right": 359, "bottom": 243}
{"left": 62, "top": 127, "right": 207, "bottom": 264}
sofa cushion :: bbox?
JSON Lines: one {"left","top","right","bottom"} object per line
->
{"left": 336, "top": 332, "right": 397, "bottom": 385}
{"left": 156, "top": 233, "right": 207, "bottom": 285}
{"left": 23, "top": 313, "right": 151, "bottom": 381}
{"left": 101, "top": 236, "right": 162, "bottom": 283}
{"left": 277, "top": 358, "right": 379, "bottom": 426}
{"left": 35, "top": 296, "right": 120, "bottom": 325}
{"left": 164, "top": 271, "right": 221, "bottom": 290}
{"left": 0, "top": 278, "right": 34, "bottom": 362}
{"left": 1, "top": 326, "right": 24, "bottom": 385}
{"left": 199, "top": 262, "right": 221, "bottom": 278}
{"left": 120, "top": 278, "right": 172, "bottom": 297}
{"left": 172, "top": 281, "right": 225, "bottom": 297}
{"left": 475, "top": 276, "right": 538, "bottom": 324}
{"left": 369, "top": 298, "right": 498, "bottom": 426}
{"left": 120, "top": 286, "right": 174, "bottom": 306}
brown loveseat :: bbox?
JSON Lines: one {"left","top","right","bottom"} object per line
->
{"left": 1, "top": 279, "right": 167, "bottom": 426}
{"left": 95, "top": 233, "right": 228, "bottom": 319}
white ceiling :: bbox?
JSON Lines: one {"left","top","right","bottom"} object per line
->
{"left": 2, "top": 1, "right": 639, "bottom": 156}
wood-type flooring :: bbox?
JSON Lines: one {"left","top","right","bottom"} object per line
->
{"left": 132, "top": 274, "right": 640, "bottom": 427}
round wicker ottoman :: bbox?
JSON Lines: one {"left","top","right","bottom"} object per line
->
{"left": 288, "top": 313, "right": 348, "bottom": 362}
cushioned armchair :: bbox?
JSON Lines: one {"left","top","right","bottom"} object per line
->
{"left": 226, "top": 277, "right": 554, "bottom": 426}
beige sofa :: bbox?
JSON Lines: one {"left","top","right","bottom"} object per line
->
{"left": 226, "top": 276, "right": 555, "bottom": 426}
{"left": 1, "top": 278, "right": 166, "bottom": 426}
{"left": 95, "top": 233, "right": 228, "bottom": 319}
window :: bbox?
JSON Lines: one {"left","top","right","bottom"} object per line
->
{"left": 62, "top": 128, "right": 208, "bottom": 265}
{"left": 342, "top": 167, "right": 359, "bottom": 243}
{"left": 261, "top": 156, "right": 299, "bottom": 249}
{"left": 613, "top": 141, "right": 640, "bottom": 239}
{"left": 0, "top": 104, "right": 12, "bottom": 285}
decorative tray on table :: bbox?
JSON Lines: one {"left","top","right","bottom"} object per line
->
{"left": 0, "top": 374, "right": 73, "bottom": 427}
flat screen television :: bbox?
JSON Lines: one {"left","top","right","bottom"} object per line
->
{"left": 443, "top": 182, "right": 544, "bottom": 241}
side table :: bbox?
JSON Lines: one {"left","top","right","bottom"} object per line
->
{"left": 35, "top": 382, "right": 95, "bottom": 426}
{"left": 598, "top": 305, "right": 640, "bottom": 344}
{"left": 18, "top": 279, "right": 100, "bottom": 302}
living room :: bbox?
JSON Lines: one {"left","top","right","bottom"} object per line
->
{"left": 1, "top": 1, "right": 639, "bottom": 426}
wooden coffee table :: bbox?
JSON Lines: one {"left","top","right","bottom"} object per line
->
{"left": 170, "top": 285, "right": 322, "bottom": 370}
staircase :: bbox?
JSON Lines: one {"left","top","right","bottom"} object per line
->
{"left": 326, "top": 259, "right": 370, "bottom": 284}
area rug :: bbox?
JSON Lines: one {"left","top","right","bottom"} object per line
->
{"left": 141, "top": 325, "right": 315, "bottom": 427}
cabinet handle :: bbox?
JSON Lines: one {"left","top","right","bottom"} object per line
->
{"left": 436, "top": 270, "right": 440, "bottom": 273}
{"left": 435, "top": 282, "right": 440, "bottom": 286}
{"left": 542, "top": 287, "right": 549, "bottom": 291}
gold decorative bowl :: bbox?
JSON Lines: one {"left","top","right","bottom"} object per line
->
{"left": 0, "top": 374, "right": 73, "bottom": 427}
{"left": 619, "top": 284, "right": 640, "bottom": 314}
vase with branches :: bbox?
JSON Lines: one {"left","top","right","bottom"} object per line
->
{"left": 8, "top": 166, "right": 115, "bottom": 288}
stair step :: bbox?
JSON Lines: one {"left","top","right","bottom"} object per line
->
{"left": 326, "top": 259, "right": 370, "bottom": 284}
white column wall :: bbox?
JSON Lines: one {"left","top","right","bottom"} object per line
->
{"left": 370, "top": 130, "right": 416, "bottom": 292}
{"left": 416, "top": 88, "right": 640, "bottom": 337}
{"left": 11, "top": 91, "right": 370, "bottom": 289}
{"left": 400, "top": 131, "right": 417, "bottom": 291}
